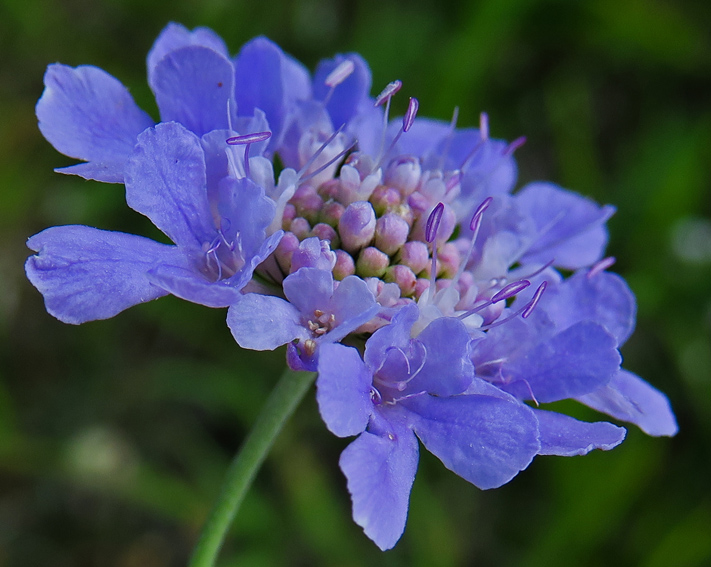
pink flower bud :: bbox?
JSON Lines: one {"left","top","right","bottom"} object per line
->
{"left": 356, "top": 247, "right": 389, "bottom": 278}
{"left": 384, "top": 265, "right": 417, "bottom": 297}
{"left": 333, "top": 250, "right": 356, "bottom": 280}
{"left": 396, "top": 241, "right": 429, "bottom": 275}
{"left": 338, "top": 201, "right": 376, "bottom": 253}
{"left": 374, "top": 213, "right": 410, "bottom": 256}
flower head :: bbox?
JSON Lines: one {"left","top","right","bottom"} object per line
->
{"left": 27, "top": 23, "right": 677, "bottom": 552}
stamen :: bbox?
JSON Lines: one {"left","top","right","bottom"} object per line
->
{"left": 425, "top": 202, "right": 445, "bottom": 243}
{"left": 457, "top": 280, "right": 530, "bottom": 321}
{"left": 325, "top": 59, "right": 355, "bottom": 88}
{"left": 521, "top": 281, "right": 547, "bottom": 318}
{"left": 588, "top": 256, "right": 616, "bottom": 279}
{"left": 438, "top": 106, "right": 459, "bottom": 171}
{"left": 503, "top": 136, "right": 526, "bottom": 157}
{"left": 446, "top": 170, "right": 462, "bottom": 192}
{"left": 425, "top": 202, "right": 444, "bottom": 304}
{"left": 374, "top": 80, "right": 402, "bottom": 107}
{"left": 452, "top": 197, "right": 493, "bottom": 287}
{"left": 296, "top": 124, "right": 345, "bottom": 179}
{"left": 323, "top": 59, "right": 355, "bottom": 106}
{"left": 226, "top": 131, "right": 272, "bottom": 179}
{"left": 402, "top": 97, "right": 418, "bottom": 132}
{"left": 491, "top": 279, "right": 531, "bottom": 303}
{"left": 298, "top": 140, "right": 357, "bottom": 185}
{"left": 476, "top": 281, "right": 547, "bottom": 330}
{"left": 480, "top": 112, "right": 489, "bottom": 141}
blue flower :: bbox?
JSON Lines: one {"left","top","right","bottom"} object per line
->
{"left": 316, "top": 304, "right": 540, "bottom": 549}
{"left": 26, "top": 121, "right": 281, "bottom": 322}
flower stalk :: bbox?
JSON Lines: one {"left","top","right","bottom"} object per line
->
{"left": 189, "top": 367, "right": 316, "bottom": 567}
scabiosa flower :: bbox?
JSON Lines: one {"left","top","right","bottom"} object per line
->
{"left": 26, "top": 121, "right": 281, "bottom": 322}
{"left": 27, "top": 22, "right": 677, "bottom": 554}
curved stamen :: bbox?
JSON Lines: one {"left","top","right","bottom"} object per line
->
{"left": 323, "top": 59, "right": 355, "bottom": 106}
{"left": 226, "top": 131, "right": 272, "bottom": 179}
{"left": 480, "top": 112, "right": 489, "bottom": 141}
{"left": 452, "top": 197, "right": 494, "bottom": 287}
{"left": 457, "top": 279, "right": 530, "bottom": 321}
{"left": 296, "top": 124, "right": 345, "bottom": 179}
{"left": 424, "top": 202, "right": 444, "bottom": 305}
{"left": 438, "top": 106, "right": 460, "bottom": 171}
{"left": 477, "top": 281, "right": 547, "bottom": 330}
{"left": 375, "top": 80, "right": 402, "bottom": 107}
{"left": 379, "top": 97, "right": 419, "bottom": 167}
{"left": 503, "top": 136, "right": 526, "bottom": 157}
{"left": 298, "top": 139, "right": 357, "bottom": 185}
{"left": 588, "top": 256, "right": 616, "bottom": 279}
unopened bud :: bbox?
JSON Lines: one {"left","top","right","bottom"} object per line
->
{"left": 374, "top": 213, "right": 410, "bottom": 256}
{"left": 319, "top": 201, "right": 345, "bottom": 227}
{"left": 384, "top": 155, "right": 421, "bottom": 196}
{"left": 290, "top": 217, "right": 311, "bottom": 240}
{"left": 438, "top": 242, "right": 461, "bottom": 278}
{"left": 274, "top": 232, "right": 300, "bottom": 274}
{"left": 369, "top": 185, "right": 402, "bottom": 216}
{"left": 384, "top": 265, "right": 417, "bottom": 297}
{"left": 290, "top": 185, "right": 324, "bottom": 225}
{"left": 310, "top": 223, "right": 340, "bottom": 249}
{"left": 281, "top": 203, "right": 296, "bottom": 230}
{"left": 356, "top": 247, "right": 389, "bottom": 278}
{"left": 333, "top": 250, "right": 356, "bottom": 280}
{"left": 338, "top": 201, "right": 376, "bottom": 253}
{"left": 396, "top": 241, "right": 429, "bottom": 275}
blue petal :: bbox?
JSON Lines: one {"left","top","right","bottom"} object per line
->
{"left": 517, "top": 182, "right": 615, "bottom": 269}
{"left": 283, "top": 267, "right": 334, "bottom": 318}
{"left": 578, "top": 369, "right": 678, "bottom": 437}
{"left": 25, "top": 226, "right": 186, "bottom": 324}
{"left": 54, "top": 162, "right": 125, "bottom": 184}
{"left": 410, "top": 317, "right": 474, "bottom": 396}
{"left": 542, "top": 270, "right": 637, "bottom": 346}
{"left": 36, "top": 64, "right": 153, "bottom": 183}
{"left": 147, "top": 23, "right": 229, "bottom": 86}
{"left": 150, "top": 46, "right": 235, "bottom": 136}
{"left": 324, "top": 276, "right": 379, "bottom": 343}
{"left": 364, "top": 303, "right": 419, "bottom": 372}
{"left": 216, "top": 177, "right": 277, "bottom": 258}
{"left": 405, "top": 393, "right": 539, "bottom": 489}
{"left": 533, "top": 409, "right": 626, "bottom": 456}
{"left": 502, "top": 321, "right": 621, "bottom": 403}
{"left": 146, "top": 265, "right": 242, "bottom": 308}
{"left": 234, "top": 37, "right": 309, "bottom": 148}
{"left": 339, "top": 417, "right": 418, "bottom": 550}
{"left": 227, "top": 293, "right": 306, "bottom": 349}
{"left": 313, "top": 53, "right": 372, "bottom": 130}
{"left": 125, "top": 122, "right": 215, "bottom": 251}
{"left": 316, "top": 344, "right": 374, "bottom": 437}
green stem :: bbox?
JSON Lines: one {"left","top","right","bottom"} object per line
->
{"left": 189, "top": 367, "right": 316, "bottom": 567}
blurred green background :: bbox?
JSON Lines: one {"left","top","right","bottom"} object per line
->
{"left": 1, "top": 0, "right": 710, "bottom": 565}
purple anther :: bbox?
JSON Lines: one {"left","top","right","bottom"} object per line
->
{"left": 403, "top": 97, "right": 419, "bottom": 132}
{"left": 325, "top": 59, "right": 355, "bottom": 88}
{"left": 375, "top": 80, "right": 403, "bottom": 107}
{"left": 522, "top": 281, "right": 547, "bottom": 319}
{"left": 446, "top": 170, "right": 462, "bottom": 191}
{"left": 503, "top": 136, "right": 527, "bottom": 157}
{"left": 470, "top": 196, "right": 493, "bottom": 231}
{"left": 588, "top": 256, "right": 616, "bottom": 279}
{"left": 480, "top": 112, "right": 489, "bottom": 141}
{"left": 425, "top": 202, "right": 445, "bottom": 244}
{"left": 226, "top": 131, "right": 272, "bottom": 145}
{"left": 491, "top": 280, "right": 530, "bottom": 303}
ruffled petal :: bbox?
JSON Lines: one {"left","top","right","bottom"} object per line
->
{"left": 147, "top": 22, "right": 229, "bottom": 85}
{"left": 534, "top": 409, "right": 626, "bottom": 456}
{"left": 339, "top": 417, "right": 418, "bottom": 550}
{"left": 313, "top": 53, "right": 372, "bottom": 130}
{"left": 324, "top": 275, "right": 379, "bottom": 343}
{"left": 36, "top": 64, "right": 153, "bottom": 182}
{"left": 227, "top": 293, "right": 306, "bottom": 349}
{"left": 578, "top": 369, "right": 678, "bottom": 436}
{"left": 150, "top": 46, "right": 235, "bottom": 136}
{"left": 282, "top": 267, "right": 334, "bottom": 317}
{"left": 501, "top": 321, "right": 621, "bottom": 403}
{"left": 405, "top": 393, "right": 539, "bottom": 489}
{"left": 517, "top": 182, "right": 615, "bottom": 269}
{"left": 146, "top": 265, "right": 240, "bottom": 308}
{"left": 542, "top": 269, "right": 637, "bottom": 346}
{"left": 410, "top": 317, "right": 474, "bottom": 397}
{"left": 125, "top": 122, "right": 215, "bottom": 251}
{"left": 316, "top": 344, "right": 374, "bottom": 437}
{"left": 363, "top": 303, "right": 419, "bottom": 371}
{"left": 25, "top": 225, "right": 186, "bottom": 324}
